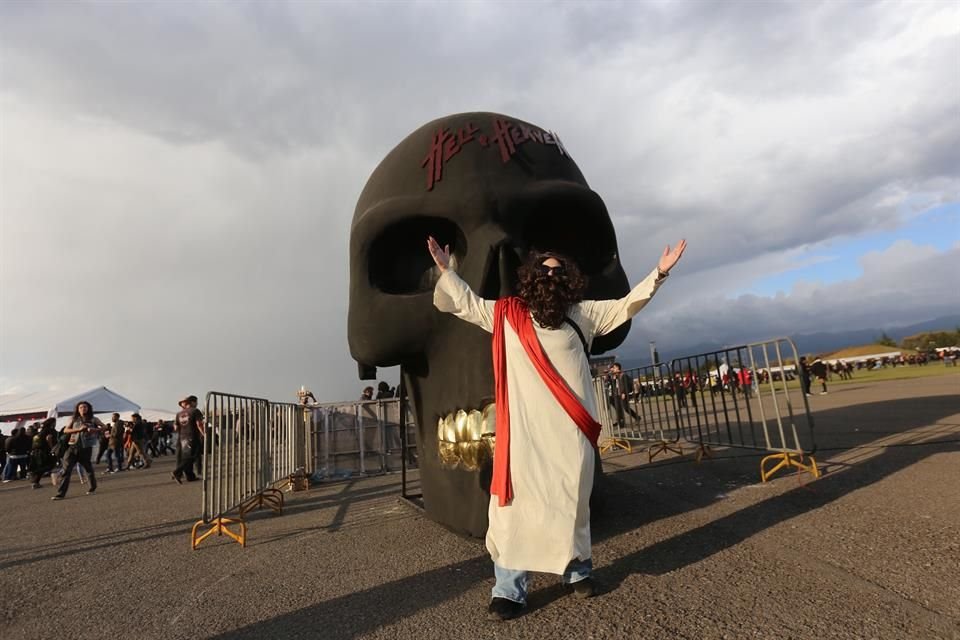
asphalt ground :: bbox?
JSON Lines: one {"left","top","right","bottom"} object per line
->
{"left": 2, "top": 374, "right": 958, "bottom": 639}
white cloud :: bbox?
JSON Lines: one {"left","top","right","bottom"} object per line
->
{"left": 1, "top": 1, "right": 957, "bottom": 405}
{"left": 630, "top": 239, "right": 960, "bottom": 354}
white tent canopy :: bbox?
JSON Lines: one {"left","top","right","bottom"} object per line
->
{"left": 0, "top": 386, "right": 141, "bottom": 421}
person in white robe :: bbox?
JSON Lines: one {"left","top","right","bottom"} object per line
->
{"left": 428, "top": 236, "right": 686, "bottom": 620}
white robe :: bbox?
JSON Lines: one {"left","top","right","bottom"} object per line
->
{"left": 434, "top": 267, "right": 666, "bottom": 574}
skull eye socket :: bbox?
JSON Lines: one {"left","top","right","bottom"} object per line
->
{"left": 369, "top": 217, "right": 465, "bottom": 294}
{"left": 517, "top": 194, "right": 617, "bottom": 276}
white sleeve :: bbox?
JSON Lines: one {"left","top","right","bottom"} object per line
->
{"left": 578, "top": 267, "right": 667, "bottom": 338}
{"left": 433, "top": 269, "right": 496, "bottom": 333}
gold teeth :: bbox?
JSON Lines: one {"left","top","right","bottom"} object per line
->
{"left": 437, "top": 403, "right": 496, "bottom": 471}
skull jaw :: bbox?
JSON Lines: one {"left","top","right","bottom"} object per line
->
{"left": 402, "top": 324, "right": 496, "bottom": 538}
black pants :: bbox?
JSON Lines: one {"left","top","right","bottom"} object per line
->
{"left": 57, "top": 446, "right": 96, "bottom": 497}
{"left": 174, "top": 441, "right": 198, "bottom": 480}
{"left": 616, "top": 396, "right": 639, "bottom": 424}
{"left": 95, "top": 438, "right": 109, "bottom": 463}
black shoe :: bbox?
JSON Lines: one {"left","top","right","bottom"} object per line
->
{"left": 186, "top": 476, "right": 199, "bottom": 482}
{"left": 569, "top": 578, "right": 596, "bottom": 599}
{"left": 86, "top": 489, "right": 96, "bottom": 495}
{"left": 171, "top": 472, "right": 182, "bottom": 485}
{"left": 487, "top": 597, "right": 523, "bottom": 621}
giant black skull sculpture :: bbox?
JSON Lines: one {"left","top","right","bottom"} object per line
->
{"left": 349, "top": 112, "right": 631, "bottom": 537}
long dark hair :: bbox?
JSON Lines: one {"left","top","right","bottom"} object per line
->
{"left": 72, "top": 401, "right": 94, "bottom": 424}
{"left": 516, "top": 251, "right": 587, "bottom": 329}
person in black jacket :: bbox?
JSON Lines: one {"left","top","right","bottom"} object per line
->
{"left": 810, "top": 358, "right": 829, "bottom": 395}
{"left": 29, "top": 420, "right": 57, "bottom": 489}
{"left": 799, "top": 357, "right": 813, "bottom": 396}
{"left": 128, "top": 413, "right": 152, "bottom": 469}
{"left": 3, "top": 427, "right": 31, "bottom": 482}
{"left": 608, "top": 363, "right": 640, "bottom": 427}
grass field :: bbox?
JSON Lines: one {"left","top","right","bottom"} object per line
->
{"left": 824, "top": 362, "right": 960, "bottom": 386}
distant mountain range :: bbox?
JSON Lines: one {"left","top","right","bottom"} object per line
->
{"left": 617, "top": 314, "right": 960, "bottom": 369}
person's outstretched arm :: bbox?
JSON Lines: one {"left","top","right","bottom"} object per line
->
{"left": 580, "top": 240, "right": 686, "bottom": 337}
{"left": 428, "top": 235, "right": 495, "bottom": 333}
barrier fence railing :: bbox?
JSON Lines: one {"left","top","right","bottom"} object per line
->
{"left": 669, "top": 337, "right": 818, "bottom": 482}
{"left": 595, "top": 363, "right": 684, "bottom": 462}
{"left": 191, "top": 392, "right": 310, "bottom": 550}
{"left": 191, "top": 392, "right": 420, "bottom": 549}
{"left": 195, "top": 339, "right": 814, "bottom": 549}
{"left": 305, "top": 398, "right": 417, "bottom": 481}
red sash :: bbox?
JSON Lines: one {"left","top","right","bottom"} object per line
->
{"left": 490, "top": 297, "right": 602, "bottom": 507}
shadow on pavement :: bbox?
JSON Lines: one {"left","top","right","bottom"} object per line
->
{"left": 208, "top": 395, "right": 960, "bottom": 638}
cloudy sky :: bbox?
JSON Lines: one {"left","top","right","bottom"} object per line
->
{"left": 1, "top": 0, "right": 958, "bottom": 410}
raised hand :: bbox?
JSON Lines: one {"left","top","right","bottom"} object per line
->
{"left": 427, "top": 236, "right": 451, "bottom": 272}
{"left": 657, "top": 239, "right": 687, "bottom": 275}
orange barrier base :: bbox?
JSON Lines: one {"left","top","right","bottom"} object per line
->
{"left": 648, "top": 441, "right": 684, "bottom": 463}
{"left": 760, "top": 452, "right": 820, "bottom": 483}
{"left": 693, "top": 444, "right": 714, "bottom": 463}
{"left": 191, "top": 517, "right": 247, "bottom": 550}
{"left": 599, "top": 437, "right": 632, "bottom": 455}
{"left": 239, "top": 488, "right": 285, "bottom": 518}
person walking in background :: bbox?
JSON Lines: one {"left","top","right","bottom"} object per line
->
{"left": 106, "top": 413, "right": 125, "bottom": 472}
{"left": 156, "top": 420, "right": 175, "bottom": 456}
{"left": 608, "top": 363, "right": 640, "bottom": 427}
{"left": 737, "top": 367, "right": 753, "bottom": 399}
{"left": 52, "top": 401, "right": 104, "bottom": 500}
{"left": 810, "top": 357, "right": 829, "bottom": 395}
{"left": 147, "top": 420, "right": 161, "bottom": 458}
{"left": 2, "top": 427, "right": 31, "bottom": 482}
{"left": 674, "top": 372, "right": 687, "bottom": 408}
{"left": 128, "top": 413, "right": 152, "bottom": 469}
{"left": 94, "top": 418, "right": 110, "bottom": 466}
{"left": 799, "top": 357, "right": 812, "bottom": 396}
{"left": 29, "top": 422, "right": 56, "bottom": 489}
{"left": 172, "top": 395, "right": 204, "bottom": 484}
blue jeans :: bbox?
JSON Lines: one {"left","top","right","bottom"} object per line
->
{"left": 492, "top": 558, "right": 592, "bottom": 604}
{"left": 2, "top": 455, "right": 28, "bottom": 480}
{"left": 105, "top": 446, "right": 124, "bottom": 471}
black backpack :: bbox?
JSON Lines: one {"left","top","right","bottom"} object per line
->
{"left": 53, "top": 428, "right": 71, "bottom": 459}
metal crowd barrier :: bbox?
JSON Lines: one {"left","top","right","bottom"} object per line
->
{"left": 305, "top": 398, "right": 417, "bottom": 480}
{"left": 670, "top": 337, "right": 818, "bottom": 482}
{"left": 595, "top": 363, "right": 684, "bottom": 462}
{"left": 191, "top": 392, "right": 311, "bottom": 550}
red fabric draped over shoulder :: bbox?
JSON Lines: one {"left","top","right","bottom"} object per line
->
{"left": 490, "top": 297, "right": 601, "bottom": 507}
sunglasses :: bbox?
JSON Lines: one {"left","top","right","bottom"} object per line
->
{"left": 537, "top": 262, "right": 565, "bottom": 275}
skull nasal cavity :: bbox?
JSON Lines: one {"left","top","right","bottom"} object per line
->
{"left": 369, "top": 217, "right": 464, "bottom": 294}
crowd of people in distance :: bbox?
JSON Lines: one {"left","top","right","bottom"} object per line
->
{"left": 297, "top": 381, "right": 396, "bottom": 407}
{"left": 602, "top": 347, "right": 956, "bottom": 422}
{"left": 603, "top": 362, "right": 762, "bottom": 425}
{"left": 1, "top": 395, "right": 205, "bottom": 499}
{"left": 361, "top": 381, "right": 396, "bottom": 401}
